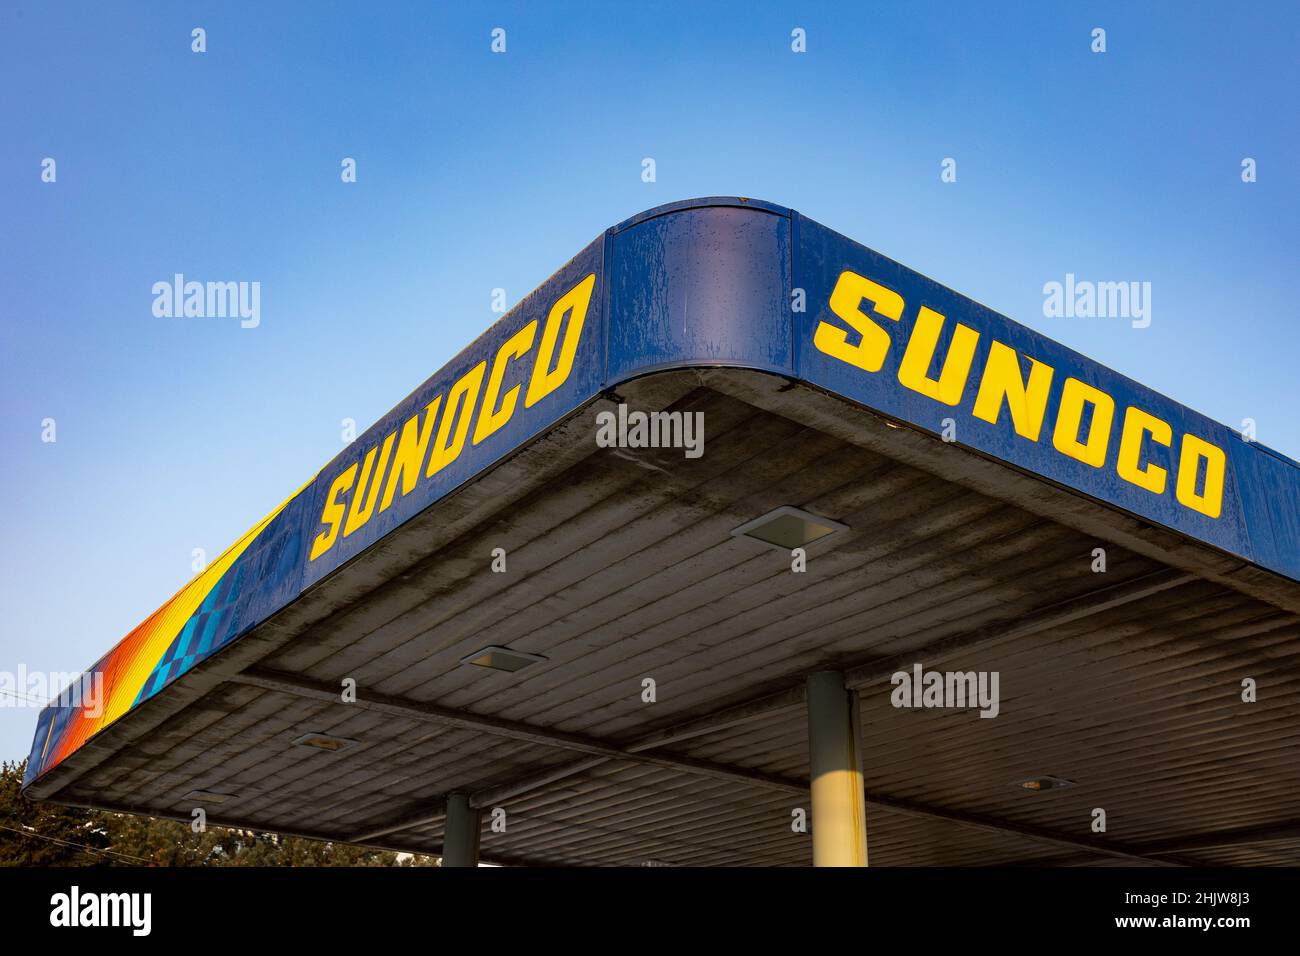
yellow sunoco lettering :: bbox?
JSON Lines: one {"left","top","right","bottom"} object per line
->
{"left": 310, "top": 464, "right": 357, "bottom": 560}
{"left": 972, "top": 342, "right": 1054, "bottom": 441}
{"left": 343, "top": 431, "right": 396, "bottom": 538}
{"left": 814, "top": 271, "right": 902, "bottom": 372}
{"left": 897, "top": 306, "right": 979, "bottom": 406}
{"left": 1052, "top": 378, "right": 1115, "bottom": 468}
{"left": 474, "top": 320, "right": 538, "bottom": 445}
{"left": 379, "top": 396, "right": 442, "bottom": 513}
{"left": 1176, "top": 434, "right": 1226, "bottom": 518}
{"left": 1117, "top": 407, "right": 1172, "bottom": 494}
{"left": 526, "top": 273, "right": 596, "bottom": 408}
{"left": 814, "top": 271, "right": 1227, "bottom": 522}
{"left": 308, "top": 273, "right": 599, "bottom": 562}
{"left": 427, "top": 361, "right": 487, "bottom": 477}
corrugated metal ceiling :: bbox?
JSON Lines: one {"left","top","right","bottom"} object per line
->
{"left": 47, "top": 372, "right": 1300, "bottom": 865}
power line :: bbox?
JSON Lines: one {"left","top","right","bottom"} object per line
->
{"left": 0, "top": 688, "right": 51, "bottom": 707}
{"left": 0, "top": 821, "right": 156, "bottom": 866}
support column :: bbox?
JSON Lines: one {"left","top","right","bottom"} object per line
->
{"left": 806, "top": 671, "right": 868, "bottom": 866}
{"left": 442, "top": 792, "right": 481, "bottom": 867}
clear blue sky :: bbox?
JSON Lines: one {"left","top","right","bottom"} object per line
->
{"left": 1, "top": 1, "right": 1296, "bottom": 760}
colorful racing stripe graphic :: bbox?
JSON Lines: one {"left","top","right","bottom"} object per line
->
{"left": 25, "top": 200, "right": 1299, "bottom": 794}
{"left": 24, "top": 480, "right": 312, "bottom": 785}
{"left": 23, "top": 248, "right": 606, "bottom": 792}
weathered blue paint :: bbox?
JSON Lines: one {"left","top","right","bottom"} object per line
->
{"left": 26, "top": 197, "right": 1299, "bottom": 789}
{"left": 300, "top": 237, "right": 606, "bottom": 588}
{"left": 607, "top": 202, "right": 792, "bottom": 381}
{"left": 794, "top": 214, "right": 1255, "bottom": 564}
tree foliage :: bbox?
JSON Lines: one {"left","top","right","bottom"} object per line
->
{"left": 0, "top": 760, "right": 436, "bottom": 867}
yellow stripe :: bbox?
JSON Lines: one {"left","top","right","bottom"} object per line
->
{"left": 101, "top": 473, "right": 318, "bottom": 726}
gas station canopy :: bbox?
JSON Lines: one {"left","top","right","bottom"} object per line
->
{"left": 25, "top": 199, "right": 1300, "bottom": 866}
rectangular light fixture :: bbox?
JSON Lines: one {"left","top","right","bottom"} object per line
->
{"left": 292, "top": 732, "right": 359, "bottom": 753}
{"left": 730, "top": 506, "right": 848, "bottom": 551}
{"left": 1017, "top": 775, "right": 1074, "bottom": 792}
{"left": 460, "top": 645, "right": 547, "bottom": 673}
{"left": 181, "top": 789, "right": 233, "bottom": 804}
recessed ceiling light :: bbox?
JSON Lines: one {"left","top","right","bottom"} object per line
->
{"left": 182, "top": 789, "right": 233, "bottom": 804}
{"left": 293, "top": 732, "right": 359, "bottom": 753}
{"left": 1017, "top": 775, "right": 1074, "bottom": 792}
{"left": 730, "top": 506, "right": 848, "bottom": 551}
{"left": 460, "top": 645, "right": 547, "bottom": 673}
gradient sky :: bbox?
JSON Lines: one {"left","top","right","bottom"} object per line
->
{"left": 0, "top": 0, "right": 1296, "bottom": 761}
